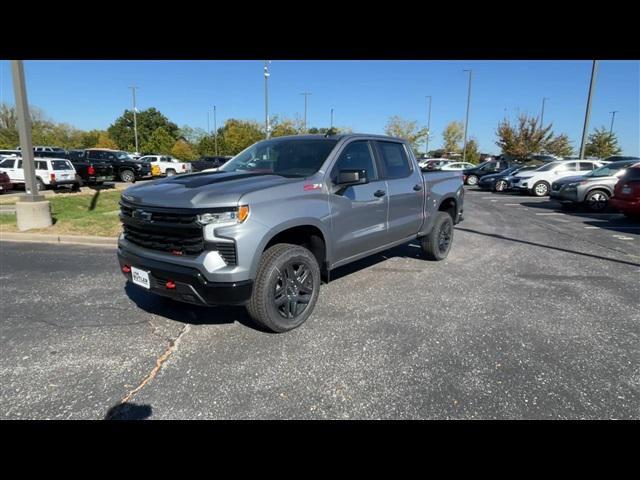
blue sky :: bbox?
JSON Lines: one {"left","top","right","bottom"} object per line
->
{"left": 1, "top": 60, "right": 638, "bottom": 155}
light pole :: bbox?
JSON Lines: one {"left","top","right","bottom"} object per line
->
{"left": 462, "top": 69, "right": 473, "bottom": 162}
{"left": 540, "top": 97, "right": 549, "bottom": 128}
{"left": 11, "top": 60, "right": 52, "bottom": 230}
{"left": 129, "top": 85, "right": 139, "bottom": 154}
{"left": 264, "top": 61, "right": 270, "bottom": 139}
{"left": 609, "top": 110, "right": 618, "bottom": 134}
{"left": 330, "top": 108, "right": 334, "bottom": 129}
{"left": 213, "top": 105, "right": 218, "bottom": 155}
{"left": 425, "top": 95, "right": 432, "bottom": 155}
{"left": 579, "top": 60, "right": 599, "bottom": 160}
{"left": 300, "top": 92, "right": 312, "bottom": 133}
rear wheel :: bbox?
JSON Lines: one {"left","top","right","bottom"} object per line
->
{"left": 165, "top": 169, "right": 176, "bottom": 177}
{"left": 585, "top": 190, "right": 609, "bottom": 211}
{"left": 532, "top": 181, "right": 550, "bottom": 197}
{"left": 466, "top": 175, "right": 479, "bottom": 186}
{"left": 421, "top": 212, "right": 454, "bottom": 261}
{"left": 247, "top": 243, "right": 321, "bottom": 333}
{"left": 35, "top": 178, "right": 46, "bottom": 192}
{"left": 494, "top": 179, "right": 508, "bottom": 192}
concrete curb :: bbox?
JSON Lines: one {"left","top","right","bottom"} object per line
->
{"left": 0, "top": 232, "right": 118, "bottom": 247}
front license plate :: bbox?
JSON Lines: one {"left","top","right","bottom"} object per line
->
{"left": 131, "top": 266, "right": 151, "bottom": 289}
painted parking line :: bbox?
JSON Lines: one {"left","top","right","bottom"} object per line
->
{"left": 585, "top": 225, "right": 640, "bottom": 230}
{"left": 612, "top": 235, "right": 635, "bottom": 241}
{"left": 535, "top": 213, "right": 564, "bottom": 216}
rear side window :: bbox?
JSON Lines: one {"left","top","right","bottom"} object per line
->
{"left": 579, "top": 162, "right": 595, "bottom": 171}
{"left": 35, "top": 161, "right": 48, "bottom": 170}
{"left": 376, "top": 141, "right": 412, "bottom": 179}
{"left": 0, "top": 159, "right": 15, "bottom": 168}
{"left": 331, "top": 141, "right": 377, "bottom": 182}
{"left": 87, "top": 150, "right": 102, "bottom": 160}
{"left": 52, "top": 160, "right": 73, "bottom": 170}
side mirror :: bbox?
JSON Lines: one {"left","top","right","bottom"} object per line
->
{"left": 337, "top": 169, "right": 368, "bottom": 186}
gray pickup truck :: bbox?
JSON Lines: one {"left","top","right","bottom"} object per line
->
{"left": 117, "top": 134, "right": 464, "bottom": 332}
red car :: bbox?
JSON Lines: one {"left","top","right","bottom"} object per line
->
{"left": 610, "top": 164, "right": 640, "bottom": 219}
{"left": 0, "top": 171, "right": 12, "bottom": 194}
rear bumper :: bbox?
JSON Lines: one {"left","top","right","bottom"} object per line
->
{"left": 118, "top": 247, "right": 253, "bottom": 306}
{"left": 610, "top": 197, "right": 640, "bottom": 215}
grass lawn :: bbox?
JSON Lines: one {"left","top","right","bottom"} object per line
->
{"left": 0, "top": 190, "right": 123, "bottom": 237}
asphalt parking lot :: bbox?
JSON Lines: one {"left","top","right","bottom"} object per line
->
{"left": 1, "top": 188, "right": 638, "bottom": 419}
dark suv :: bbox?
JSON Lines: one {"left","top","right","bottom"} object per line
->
{"left": 34, "top": 150, "right": 115, "bottom": 186}
{"left": 462, "top": 160, "right": 512, "bottom": 186}
{"left": 84, "top": 149, "right": 152, "bottom": 182}
{"left": 190, "top": 156, "right": 233, "bottom": 172}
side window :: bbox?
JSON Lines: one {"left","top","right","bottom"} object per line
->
{"left": 17, "top": 160, "right": 22, "bottom": 169}
{"left": 87, "top": 150, "right": 100, "bottom": 160}
{"left": 35, "top": 161, "right": 47, "bottom": 170}
{"left": 376, "top": 141, "right": 412, "bottom": 179}
{"left": 579, "top": 162, "right": 595, "bottom": 171}
{"left": 330, "top": 141, "right": 377, "bottom": 183}
{"left": 0, "top": 159, "right": 15, "bottom": 168}
{"left": 554, "top": 163, "right": 570, "bottom": 172}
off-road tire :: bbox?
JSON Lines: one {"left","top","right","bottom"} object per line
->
{"left": 421, "top": 211, "right": 454, "bottom": 261}
{"left": 120, "top": 169, "right": 135, "bottom": 183}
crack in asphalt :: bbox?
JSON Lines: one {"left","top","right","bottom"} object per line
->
{"left": 118, "top": 324, "right": 190, "bottom": 405}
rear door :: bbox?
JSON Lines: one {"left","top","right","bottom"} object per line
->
{"left": 327, "top": 139, "right": 389, "bottom": 263}
{"left": 0, "top": 158, "right": 19, "bottom": 181}
{"left": 373, "top": 140, "right": 423, "bottom": 244}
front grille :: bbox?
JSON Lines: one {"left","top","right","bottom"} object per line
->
{"left": 120, "top": 201, "right": 237, "bottom": 265}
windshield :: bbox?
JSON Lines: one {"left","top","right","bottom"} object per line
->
{"left": 220, "top": 138, "right": 338, "bottom": 177}
{"left": 584, "top": 161, "right": 637, "bottom": 178}
{"left": 500, "top": 166, "right": 520, "bottom": 176}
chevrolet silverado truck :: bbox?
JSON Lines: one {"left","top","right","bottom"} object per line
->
{"left": 118, "top": 134, "right": 464, "bottom": 332}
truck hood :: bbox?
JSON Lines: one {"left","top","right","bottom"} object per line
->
{"left": 121, "top": 171, "right": 296, "bottom": 208}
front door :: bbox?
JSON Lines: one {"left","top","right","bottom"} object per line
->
{"left": 328, "top": 140, "right": 388, "bottom": 263}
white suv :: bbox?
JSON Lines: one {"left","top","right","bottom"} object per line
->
{"left": 0, "top": 157, "right": 79, "bottom": 191}
{"left": 512, "top": 160, "right": 603, "bottom": 196}
{"left": 138, "top": 155, "right": 193, "bottom": 176}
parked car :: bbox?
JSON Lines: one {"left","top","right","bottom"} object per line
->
{"left": 512, "top": 160, "right": 603, "bottom": 197}
{"left": 34, "top": 150, "right": 115, "bottom": 186}
{"left": 610, "top": 164, "right": 640, "bottom": 219}
{"left": 527, "top": 154, "right": 563, "bottom": 163}
{"left": 84, "top": 149, "right": 152, "bottom": 182}
{"left": 0, "top": 171, "right": 12, "bottom": 194}
{"left": 550, "top": 160, "right": 640, "bottom": 211}
{"left": 0, "top": 157, "right": 79, "bottom": 191}
{"left": 190, "top": 155, "right": 233, "bottom": 172}
{"left": 601, "top": 155, "right": 640, "bottom": 163}
{"left": 419, "top": 159, "right": 455, "bottom": 171}
{"left": 462, "top": 159, "right": 513, "bottom": 185}
{"left": 477, "top": 164, "right": 541, "bottom": 192}
{"left": 0, "top": 149, "right": 20, "bottom": 157}
{"left": 440, "top": 162, "right": 476, "bottom": 171}
{"left": 138, "top": 155, "right": 193, "bottom": 176}
{"left": 16, "top": 145, "right": 66, "bottom": 153}
{"left": 118, "top": 134, "right": 464, "bottom": 333}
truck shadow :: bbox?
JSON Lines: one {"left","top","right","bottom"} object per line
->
{"left": 124, "top": 283, "right": 267, "bottom": 331}
{"left": 104, "top": 402, "right": 152, "bottom": 420}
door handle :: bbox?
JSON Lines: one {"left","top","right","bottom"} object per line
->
{"left": 413, "top": 184, "right": 423, "bottom": 191}
{"left": 373, "top": 190, "right": 386, "bottom": 198}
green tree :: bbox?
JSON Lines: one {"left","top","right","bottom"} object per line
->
{"left": 95, "top": 132, "right": 118, "bottom": 149}
{"left": 142, "top": 127, "right": 175, "bottom": 155}
{"left": 107, "top": 107, "right": 178, "bottom": 152}
{"left": 270, "top": 116, "right": 302, "bottom": 137}
{"left": 442, "top": 121, "right": 465, "bottom": 154}
{"left": 495, "top": 114, "right": 553, "bottom": 160}
{"left": 543, "top": 133, "right": 573, "bottom": 158}
{"left": 585, "top": 127, "right": 622, "bottom": 158}
{"left": 464, "top": 138, "right": 481, "bottom": 163}
{"left": 384, "top": 116, "right": 429, "bottom": 151}
{"left": 218, "top": 119, "right": 264, "bottom": 156}
{"left": 171, "top": 139, "right": 197, "bottom": 161}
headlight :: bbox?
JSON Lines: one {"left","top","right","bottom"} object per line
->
{"left": 197, "top": 205, "right": 249, "bottom": 226}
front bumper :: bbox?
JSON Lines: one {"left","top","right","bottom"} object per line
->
{"left": 118, "top": 247, "right": 253, "bottom": 306}
{"left": 550, "top": 187, "right": 579, "bottom": 203}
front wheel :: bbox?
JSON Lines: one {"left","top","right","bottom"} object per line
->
{"left": 246, "top": 243, "right": 321, "bottom": 333}
{"left": 532, "top": 181, "right": 550, "bottom": 197}
{"left": 466, "top": 175, "right": 479, "bottom": 186}
{"left": 120, "top": 169, "right": 135, "bottom": 183}
{"left": 421, "top": 212, "right": 454, "bottom": 261}
{"left": 494, "top": 179, "right": 508, "bottom": 192}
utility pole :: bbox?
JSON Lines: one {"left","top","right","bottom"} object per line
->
{"left": 579, "top": 60, "right": 599, "bottom": 160}
{"left": 540, "top": 97, "right": 549, "bottom": 128}
{"left": 129, "top": 85, "right": 139, "bottom": 154}
{"left": 11, "top": 60, "right": 52, "bottom": 230}
{"left": 425, "top": 95, "right": 432, "bottom": 155}
{"left": 264, "top": 61, "right": 270, "bottom": 139}
{"left": 462, "top": 69, "right": 473, "bottom": 162}
{"left": 330, "top": 108, "right": 334, "bottom": 129}
{"left": 213, "top": 105, "right": 218, "bottom": 155}
{"left": 609, "top": 110, "right": 618, "bottom": 134}
{"left": 300, "top": 92, "right": 312, "bottom": 133}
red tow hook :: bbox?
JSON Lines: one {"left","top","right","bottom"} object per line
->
{"left": 165, "top": 280, "right": 176, "bottom": 290}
